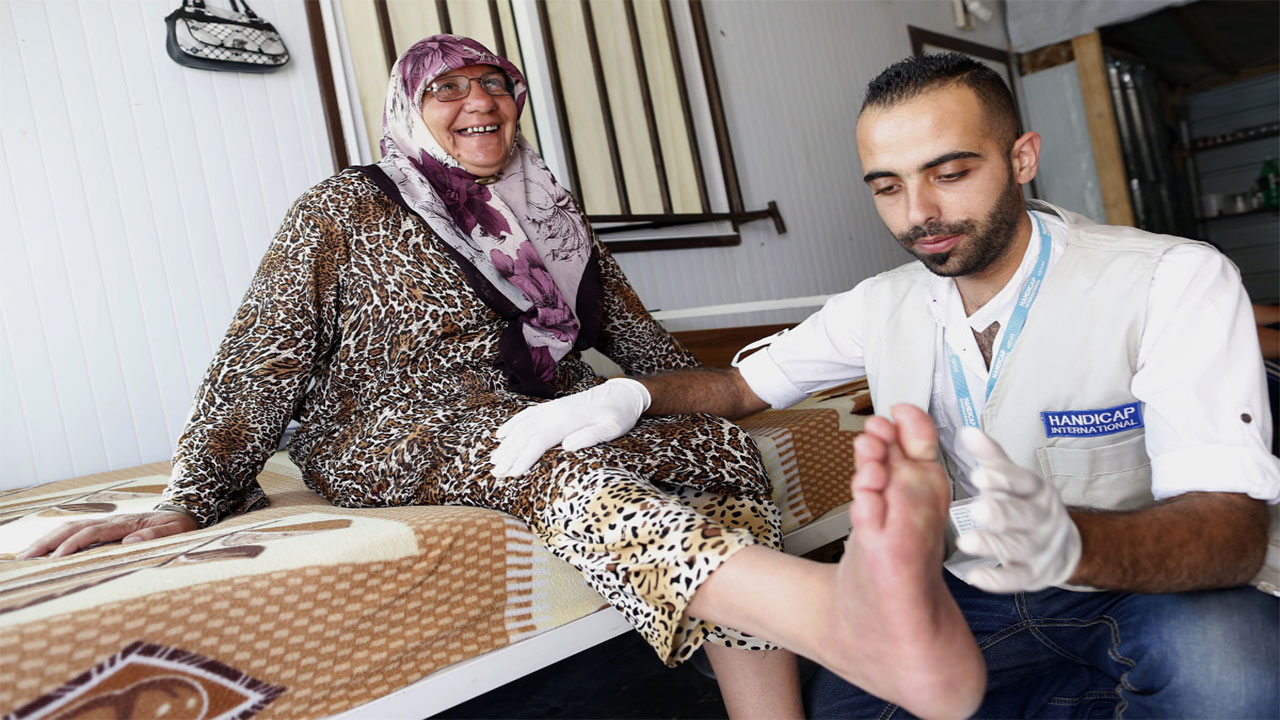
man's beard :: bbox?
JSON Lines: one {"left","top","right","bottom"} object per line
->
{"left": 894, "top": 174, "right": 1025, "bottom": 278}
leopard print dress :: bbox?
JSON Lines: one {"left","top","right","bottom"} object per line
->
{"left": 162, "top": 169, "right": 780, "bottom": 664}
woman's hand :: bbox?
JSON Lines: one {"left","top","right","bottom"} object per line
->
{"left": 490, "top": 377, "right": 651, "bottom": 477}
{"left": 16, "top": 511, "right": 199, "bottom": 560}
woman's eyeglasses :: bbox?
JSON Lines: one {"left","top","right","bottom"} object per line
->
{"left": 426, "top": 73, "right": 514, "bottom": 102}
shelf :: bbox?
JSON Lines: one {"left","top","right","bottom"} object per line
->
{"left": 1189, "top": 123, "right": 1280, "bottom": 152}
{"left": 1196, "top": 207, "right": 1279, "bottom": 222}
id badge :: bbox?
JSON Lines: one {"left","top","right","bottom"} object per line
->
{"left": 948, "top": 496, "right": 988, "bottom": 537}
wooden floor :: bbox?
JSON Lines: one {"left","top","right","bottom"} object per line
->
{"left": 670, "top": 323, "right": 793, "bottom": 369}
{"left": 435, "top": 632, "right": 728, "bottom": 720}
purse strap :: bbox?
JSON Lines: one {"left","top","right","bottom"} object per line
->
{"left": 232, "top": 0, "right": 260, "bottom": 19}
{"left": 185, "top": 0, "right": 261, "bottom": 20}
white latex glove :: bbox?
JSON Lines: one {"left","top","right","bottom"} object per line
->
{"left": 490, "top": 377, "right": 651, "bottom": 477}
{"left": 954, "top": 426, "right": 1082, "bottom": 593}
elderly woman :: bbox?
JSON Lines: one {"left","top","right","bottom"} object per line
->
{"left": 20, "top": 35, "right": 983, "bottom": 719}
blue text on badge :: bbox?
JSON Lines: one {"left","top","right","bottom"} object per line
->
{"left": 1041, "top": 401, "right": 1144, "bottom": 438}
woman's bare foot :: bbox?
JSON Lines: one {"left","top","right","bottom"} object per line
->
{"left": 682, "top": 404, "right": 982, "bottom": 718}
{"left": 812, "top": 404, "right": 984, "bottom": 719}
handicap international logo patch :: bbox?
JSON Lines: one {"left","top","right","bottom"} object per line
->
{"left": 1041, "top": 401, "right": 1143, "bottom": 438}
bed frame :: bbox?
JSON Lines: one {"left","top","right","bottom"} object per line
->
{"left": 334, "top": 511, "right": 852, "bottom": 719}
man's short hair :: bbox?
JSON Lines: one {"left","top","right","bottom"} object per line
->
{"left": 861, "top": 53, "right": 1020, "bottom": 148}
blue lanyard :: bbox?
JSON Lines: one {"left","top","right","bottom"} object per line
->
{"left": 946, "top": 213, "right": 1052, "bottom": 429}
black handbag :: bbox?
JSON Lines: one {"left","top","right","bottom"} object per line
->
{"left": 164, "top": 0, "right": 289, "bottom": 73}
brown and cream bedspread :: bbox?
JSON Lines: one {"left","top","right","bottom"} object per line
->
{"left": 0, "top": 384, "right": 869, "bottom": 719}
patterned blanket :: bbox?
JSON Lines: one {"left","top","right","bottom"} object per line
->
{"left": 0, "top": 386, "right": 869, "bottom": 719}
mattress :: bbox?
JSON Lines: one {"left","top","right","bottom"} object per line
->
{"left": 0, "top": 383, "right": 869, "bottom": 719}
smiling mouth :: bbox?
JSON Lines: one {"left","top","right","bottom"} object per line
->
{"left": 458, "top": 124, "right": 499, "bottom": 136}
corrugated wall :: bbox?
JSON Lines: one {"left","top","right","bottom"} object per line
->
{"left": 1187, "top": 73, "right": 1280, "bottom": 304}
{"left": 1, "top": 0, "right": 332, "bottom": 487}
{"left": 1019, "top": 62, "right": 1106, "bottom": 224}
{"left": 612, "top": 0, "right": 1011, "bottom": 331}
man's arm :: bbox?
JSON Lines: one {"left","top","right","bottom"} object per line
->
{"left": 956, "top": 429, "right": 1271, "bottom": 595}
{"left": 639, "top": 367, "right": 768, "bottom": 419}
{"left": 1110, "top": 244, "right": 1278, "bottom": 591}
{"left": 1069, "top": 492, "right": 1269, "bottom": 593}
{"left": 1254, "top": 304, "right": 1280, "bottom": 360}
{"left": 492, "top": 286, "right": 873, "bottom": 478}
{"left": 1039, "top": 244, "right": 1276, "bottom": 594}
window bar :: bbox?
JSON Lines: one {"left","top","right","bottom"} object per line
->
{"left": 624, "top": 0, "right": 672, "bottom": 214}
{"left": 689, "top": 0, "right": 744, "bottom": 217}
{"left": 604, "top": 235, "right": 739, "bottom": 253}
{"left": 535, "top": 0, "right": 583, "bottom": 197}
{"left": 374, "top": 0, "right": 397, "bottom": 73}
{"left": 486, "top": 0, "right": 507, "bottom": 58}
{"left": 436, "top": 0, "right": 453, "bottom": 34}
{"left": 591, "top": 201, "right": 785, "bottom": 233}
{"left": 661, "top": 0, "right": 710, "bottom": 213}
{"left": 303, "top": 0, "right": 349, "bottom": 171}
{"left": 579, "top": 0, "right": 631, "bottom": 215}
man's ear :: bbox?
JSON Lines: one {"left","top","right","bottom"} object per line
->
{"left": 1010, "top": 131, "right": 1041, "bottom": 185}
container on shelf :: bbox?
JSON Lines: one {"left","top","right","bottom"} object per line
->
{"left": 1259, "top": 157, "right": 1279, "bottom": 209}
{"left": 1201, "top": 192, "right": 1225, "bottom": 217}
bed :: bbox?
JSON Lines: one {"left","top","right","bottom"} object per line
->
{"left": 0, "top": 316, "right": 872, "bottom": 720}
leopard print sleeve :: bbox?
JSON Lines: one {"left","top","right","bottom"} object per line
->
{"left": 161, "top": 181, "right": 346, "bottom": 527}
{"left": 591, "top": 237, "right": 701, "bottom": 376}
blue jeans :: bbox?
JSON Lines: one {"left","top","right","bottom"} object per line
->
{"left": 805, "top": 572, "right": 1279, "bottom": 719}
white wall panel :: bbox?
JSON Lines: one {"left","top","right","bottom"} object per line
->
{"left": 0, "top": 133, "right": 39, "bottom": 485}
{"left": 1005, "top": 0, "right": 1177, "bottom": 53}
{"left": 613, "top": 0, "right": 1012, "bottom": 331}
{"left": 1020, "top": 63, "right": 1106, "bottom": 223}
{"left": 2, "top": 0, "right": 333, "bottom": 488}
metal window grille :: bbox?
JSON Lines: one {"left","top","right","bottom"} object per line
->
{"left": 305, "top": 0, "right": 785, "bottom": 252}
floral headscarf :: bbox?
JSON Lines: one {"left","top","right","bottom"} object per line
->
{"left": 374, "top": 35, "right": 600, "bottom": 398}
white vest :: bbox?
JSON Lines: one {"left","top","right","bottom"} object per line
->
{"left": 851, "top": 201, "right": 1278, "bottom": 593}
{"left": 857, "top": 201, "right": 1195, "bottom": 511}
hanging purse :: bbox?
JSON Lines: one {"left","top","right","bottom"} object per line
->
{"left": 164, "top": 0, "right": 289, "bottom": 73}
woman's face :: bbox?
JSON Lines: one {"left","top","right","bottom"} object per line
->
{"left": 420, "top": 64, "right": 519, "bottom": 177}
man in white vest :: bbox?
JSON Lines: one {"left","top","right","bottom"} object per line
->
{"left": 492, "top": 53, "right": 1279, "bottom": 717}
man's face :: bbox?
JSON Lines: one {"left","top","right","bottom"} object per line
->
{"left": 856, "top": 85, "right": 1027, "bottom": 278}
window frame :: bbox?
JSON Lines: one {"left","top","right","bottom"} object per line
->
{"left": 303, "top": 0, "right": 786, "bottom": 253}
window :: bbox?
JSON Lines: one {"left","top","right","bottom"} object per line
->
{"left": 304, "top": 0, "right": 785, "bottom": 251}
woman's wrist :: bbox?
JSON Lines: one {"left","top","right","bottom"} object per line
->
{"left": 153, "top": 501, "right": 199, "bottom": 523}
